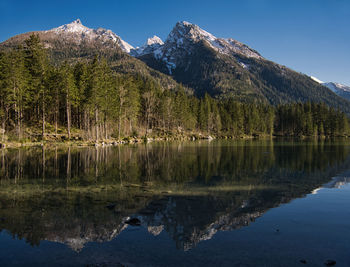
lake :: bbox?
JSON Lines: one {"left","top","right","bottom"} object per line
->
{"left": 0, "top": 139, "right": 350, "bottom": 266}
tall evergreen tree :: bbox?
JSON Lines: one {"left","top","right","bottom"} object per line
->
{"left": 24, "top": 34, "right": 49, "bottom": 139}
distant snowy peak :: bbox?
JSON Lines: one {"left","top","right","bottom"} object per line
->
{"left": 147, "top": 35, "right": 164, "bottom": 46}
{"left": 50, "top": 19, "right": 90, "bottom": 34}
{"left": 130, "top": 35, "right": 164, "bottom": 56}
{"left": 48, "top": 19, "right": 134, "bottom": 53}
{"left": 310, "top": 76, "right": 350, "bottom": 94}
{"left": 329, "top": 82, "right": 350, "bottom": 92}
{"left": 169, "top": 21, "right": 217, "bottom": 43}
{"left": 130, "top": 21, "right": 263, "bottom": 74}
{"left": 165, "top": 21, "right": 262, "bottom": 59}
{"left": 323, "top": 82, "right": 350, "bottom": 94}
{"left": 310, "top": 76, "right": 350, "bottom": 100}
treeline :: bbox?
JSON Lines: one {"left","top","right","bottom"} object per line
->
{"left": 0, "top": 34, "right": 349, "bottom": 142}
{"left": 275, "top": 103, "right": 349, "bottom": 136}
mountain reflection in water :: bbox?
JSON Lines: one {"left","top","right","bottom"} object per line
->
{"left": 1, "top": 139, "right": 350, "bottom": 253}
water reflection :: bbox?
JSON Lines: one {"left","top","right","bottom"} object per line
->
{"left": 1, "top": 140, "right": 350, "bottom": 252}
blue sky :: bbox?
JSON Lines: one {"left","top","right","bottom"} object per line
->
{"left": 1, "top": 0, "right": 349, "bottom": 85}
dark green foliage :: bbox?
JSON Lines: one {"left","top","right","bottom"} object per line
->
{"left": 0, "top": 35, "right": 349, "bottom": 141}
{"left": 275, "top": 102, "right": 350, "bottom": 137}
{"left": 138, "top": 41, "right": 350, "bottom": 115}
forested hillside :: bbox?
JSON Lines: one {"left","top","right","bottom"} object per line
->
{"left": 135, "top": 21, "right": 350, "bottom": 114}
{"left": 0, "top": 34, "right": 349, "bottom": 143}
{"left": 0, "top": 24, "right": 183, "bottom": 94}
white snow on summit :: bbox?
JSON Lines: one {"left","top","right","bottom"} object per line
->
{"left": 48, "top": 19, "right": 134, "bottom": 53}
{"left": 50, "top": 19, "right": 90, "bottom": 34}
{"left": 330, "top": 82, "right": 350, "bottom": 92}
{"left": 310, "top": 75, "right": 350, "bottom": 100}
{"left": 146, "top": 35, "right": 164, "bottom": 46}
{"left": 310, "top": 76, "right": 324, "bottom": 84}
{"left": 130, "top": 21, "right": 262, "bottom": 74}
{"left": 130, "top": 35, "right": 164, "bottom": 56}
{"left": 323, "top": 82, "right": 350, "bottom": 94}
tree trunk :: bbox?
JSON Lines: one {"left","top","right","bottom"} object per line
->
{"left": 19, "top": 106, "right": 22, "bottom": 139}
{"left": 105, "top": 119, "right": 108, "bottom": 140}
{"left": 66, "top": 97, "right": 71, "bottom": 140}
{"left": 1, "top": 120, "right": 5, "bottom": 143}
{"left": 95, "top": 108, "right": 99, "bottom": 142}
{"left": 146, "top": 112, "right": 149, "bottom": 137}
{"left": 79, "top": 108, "right": 82, "bottom": 130}
{"left": 118, "top": 116, "right": 121, "bottom": 140}
{"left": 84, "top": 110, "right": 88, "bottom": 140}
{"left": 42, "top": 93, "right": 45, "bottom": 141}
{"left": 87, "top": 112, "right": 90, "bottom": 140}
{"left": 55, "top": 95, "right": 59, "bottom": 136}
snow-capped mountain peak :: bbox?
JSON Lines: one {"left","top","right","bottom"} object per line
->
{"left": 130, "top": 35, "right": 164, "bottom": 57}
{"left": 47, "top": 19, "right": 134, "bottom": 53}
{"left": 323, "top": 82, "right": 350, "bottom": 93}
{"left": 130, "top": 21, "right": 263, "bottom": 74}
{"left": 50, "top": 19, "right": 90, "bottom": 34}
{"left": 169, "top": 21, "right": 217, "bottom": 43}
{"left": 165, "top": 21, "right": 262, "bottom": 60}
{"left": 146, "top": 35, "right": 164, "bottom": 46}
{"left": 332, "top": 82, "right": 350, "bottom": 92}
{"left": 309, "top": 75, "right": 350, "bottom": 101}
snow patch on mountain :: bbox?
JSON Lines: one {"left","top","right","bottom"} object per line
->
{"left": 130, "top": 35, "right": 164, "bottom": 57}
{"left": 323, "top": 82, "right": 350, "bottom": 96}
{"left": 147, "top": 35, "right": 164, "bottom": 46}
{"left": 310, "top": 76, "right": 350, "bottom": 100}
{"left": 324, "top": 82, "right": 350, "bottom": 93}
{"left": 50, "top": 19, "right": 90, "bottom": 34}
{"left": 130, "top": 21, "right": 262, "bottom": 74}
{"left": 311, "top": 76, "right": 324, "bottom": 84}
{"left": 48, "top": 19, "right": 134, "bottom": 53}
{"left": 323, "top": 82, "right": 338, "bottom": 93}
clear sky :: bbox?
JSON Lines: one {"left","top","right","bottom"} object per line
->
{"left": 1, "top": 0, "right": 349, "bottom": 85}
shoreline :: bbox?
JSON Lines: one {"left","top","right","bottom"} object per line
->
{"left": 0, "top": 134, "right": 347, "bottom": 149}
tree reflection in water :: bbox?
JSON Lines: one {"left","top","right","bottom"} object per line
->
{"left": 0, "top": 139, "right": 350, "bottom": 251}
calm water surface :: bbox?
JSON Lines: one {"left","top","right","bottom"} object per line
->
{"left": 0, "top": 139, "right": 350, "bottom": 266}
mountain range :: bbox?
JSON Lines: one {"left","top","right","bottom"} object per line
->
{"left": 1, "top": 19, "right": 349, "bottom": 111}
{"left": 311, "top": 76, "right": 350, "bottom": 101}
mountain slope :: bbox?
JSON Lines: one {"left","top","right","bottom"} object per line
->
{"left": 0, "top": 19, "right": 182, "bottom": 91}
{"left": 1, "top": 19, "right": 349, "bottom": 113}
{"left": 323, "top": 82, "right": 350, "bottom": 101}
{"left": 2, "top": 19, "right": 134, "bottom": 53}
{"left": 311, "top": 76, "right": 350, "bottom": 101}
{"left": 130, "top": 35, "right": 164, "bottom": 57}
{"left": 133, "top": 21, "right": 350, "bottom": 111}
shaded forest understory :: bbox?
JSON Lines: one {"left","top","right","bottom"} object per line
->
{"left": 1, "top": 35, "right": 350, "bottom": 145}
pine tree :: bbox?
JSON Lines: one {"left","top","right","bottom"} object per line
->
{"left": 24, "top": 34, "right": 49, "bottom": 140}
{"left": 59, "top": 63, "right": 79, "bottom": 139}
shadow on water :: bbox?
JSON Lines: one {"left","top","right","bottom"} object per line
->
{"left": 0, "top": 139, "right": 350, "bottom": 253}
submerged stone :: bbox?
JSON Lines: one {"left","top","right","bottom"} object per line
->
{"left": 325, "top": 260, "right": 336, "bottom": 266}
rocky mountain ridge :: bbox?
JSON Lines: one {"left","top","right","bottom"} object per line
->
{"left": 1, "top": 19, "right": 350, "bottom": 113}
{"left": 311, "top": 76, "right": 350, "bottom": 101}
{"left": 132, "top": 21, "right": 262, "bottom": 74}
{"left": 130, "top": 20, "right": 350, "bottom": 112}
{"left": 46, "top": 18, "right": 133, "bottom": 52}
